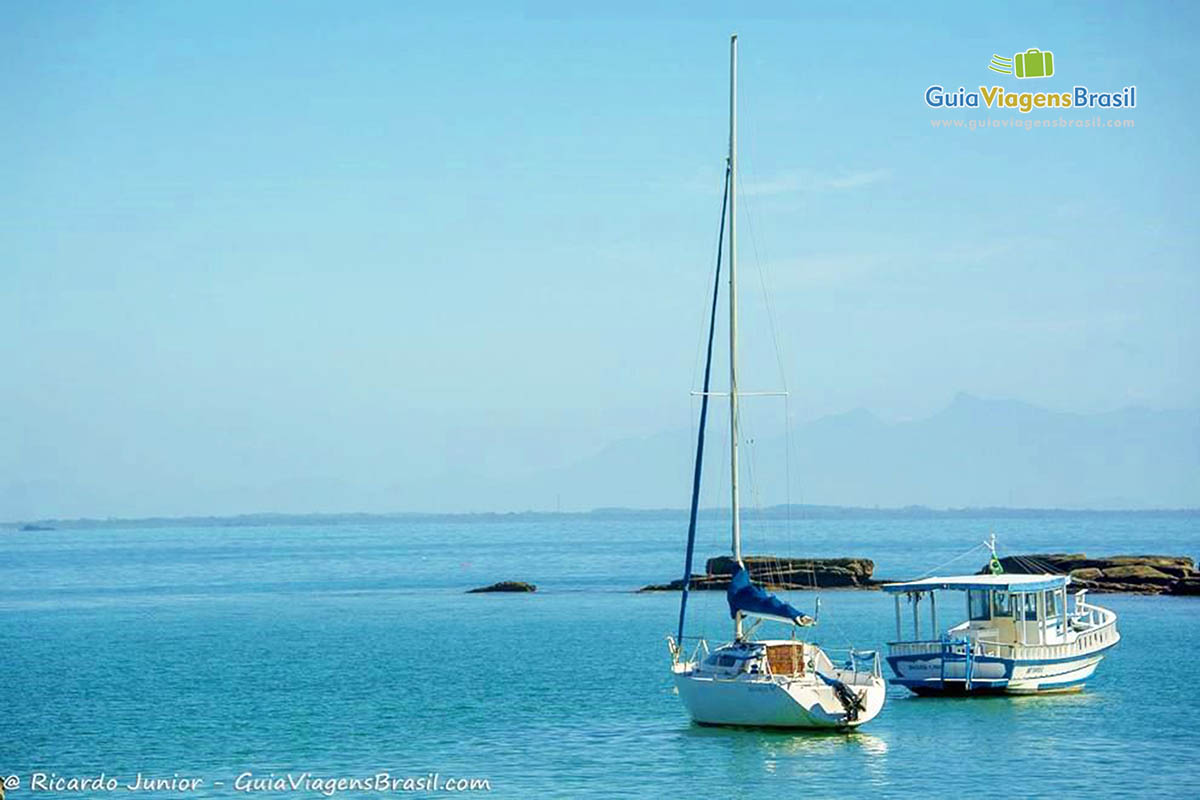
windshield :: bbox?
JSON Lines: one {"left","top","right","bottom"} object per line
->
{"left": 992, "top": 592, "right": 1013, "bottom": 617}
{"left": 968, "top": 590, "right": 990, "bottom": 620}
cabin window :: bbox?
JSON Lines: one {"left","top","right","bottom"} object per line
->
{"left": 968, "top": 590, "right": 990, "bottom": 620}
{"left": 1045, "top": 591, "right": 1061, "bottom": 618}
{"left": 717, "top": 656, "right": 736, "bottom": 668}
{"left": 1023, "top": 593, "right": 1038, "bottom": 620}
{"left": 992, "top": 592, "right": 1013, "bottom": 617}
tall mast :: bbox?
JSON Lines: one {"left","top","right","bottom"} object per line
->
{"left": 728, "top": 34, "right": 743, "bottom": 639}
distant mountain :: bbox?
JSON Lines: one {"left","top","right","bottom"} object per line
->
{"left": 7, "top": 394, "right": 1196, "bottom": 518}
{"left": 12, "top": 505, "right": 1196, "bottom": 531}
{"left": 532, "top": 394, "right": 1200, "bottom": 510}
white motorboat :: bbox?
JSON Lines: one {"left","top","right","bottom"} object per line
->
{"left": 883, "top": 540, "right": 1120, "bottom": 695}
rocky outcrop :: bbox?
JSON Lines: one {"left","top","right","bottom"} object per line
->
{"left": 467, "top": 581, "right": 537, "bottom": 593}
{"left": 640, "top": 555, "right": 879, "bottom": 592}
{"left": 982, "top": 554, "right": 1199, "bottom": 595}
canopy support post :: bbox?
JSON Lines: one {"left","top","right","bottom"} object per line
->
{"left": 1061, "top": 587, "right": 1068, "bottom": 638}
{"left": 930, "top": 591, "right": 938, "bottom": 638}
{"left": 911, "top": 592, "right": 921, "bottom": 640}
{"left": 1016, "top": 593, "right": 1024, "bottom": 644}
{"left": 1038, "top": 591, "right": 1047, "bottom": 645}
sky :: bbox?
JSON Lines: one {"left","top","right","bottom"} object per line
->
{"left": 3, "top": 1, "right": 1197, "bottom": 518}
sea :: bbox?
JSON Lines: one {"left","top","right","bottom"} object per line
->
{"left": 2, "top": 512, "right": 1198, "bottom": 799}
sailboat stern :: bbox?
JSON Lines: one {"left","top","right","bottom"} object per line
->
{"left": 672, "top": 641, "right": 886, "bottom": 729}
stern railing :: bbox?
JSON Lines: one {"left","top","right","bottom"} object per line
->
{"left": 824, "top": 647, "right": 883, "bottom": 680}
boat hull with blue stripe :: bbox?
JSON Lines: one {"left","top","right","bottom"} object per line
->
{"left": 882, "top": 573, "right": 1119, "bottom": 696}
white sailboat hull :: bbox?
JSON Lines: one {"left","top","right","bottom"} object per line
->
{"left": 672, "top": 664, "right": 886, "bottom": 729}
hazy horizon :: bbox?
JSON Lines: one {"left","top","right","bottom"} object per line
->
{"left": 12, "top": 504, "right": 1200, "bottom": 528}
{"left": 4, "top": 3, "right": 1198, "bottom": 519}
{"left": 6, "top": 390, "right": 1198, "bottom": 520}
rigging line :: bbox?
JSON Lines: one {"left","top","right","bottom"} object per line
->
{"left": 914, "top": 541, "right": 989, "bottom": 580}
{"left": 739, "top": 199, "right": 800, "bottom": 553}
{"left": 736, "top": 85, "right": 795, "bottom": 577}
{"left": 690, "top": 167, "right": 731, "bottom": 392}
{"left": 1031, "top": 555, "right": 1056, "bottom": 573}
{"left": 738, "top": 82, "right": 807, "bottom": 551}
{"left": 686, "top": 166, "right": 730, "bottom": 478}
{"left": 692, "top": 399, "right": 732, "bottom": 626}
{"left": 738, "top": 420, "right": 763, "bottom": 575}
{"left": 731, "top": 72, "right": 788, "bottom": 395}
{"left": 734, "top": 86, "right": 786, "bottom": 392}
{"left": 700, "top": 409, "right": 730, "bottom": 622}
{"left": 677, "top": 163, "right": 731, "bottom": 646}
{"left": 1013, "top": 554, "right": 1052, "bottom": 575}
{"left": 740, "top": 409, "right": 782, "bottom": 588}
{"left": 735, "top": 167, "right": 790, "bottom": 396}
{"left": 734, "top": 153, "right": 796, "bottom": 549}
{"left": 784, "top": 390, "right": 793, "bottom": 545}
{"left": 823, "top": 608, "right": 860, "bottom": 652}
{"left": 744, "top": 415, "right": 762, "bottom": 515}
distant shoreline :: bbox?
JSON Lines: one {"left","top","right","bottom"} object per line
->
{"left": 6, "top": 504, "right": 1199, "bottom": 530}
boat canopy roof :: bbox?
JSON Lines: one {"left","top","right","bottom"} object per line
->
{"left": 881, "top": 573, "right": 1069, "bottom": 594}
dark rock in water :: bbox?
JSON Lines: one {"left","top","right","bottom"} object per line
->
{"left": 639, "top": 555, "right": 880, "bottom": 592}
{"left": 708, "top": 555, "right": 876, "bottom": 586}
{"left": 1101, "top": 564, "right": 1174, "bottom": 583}
{"left": 982, "top": 553, "right": 1199, "bottom": 595}
{"left": 467, "top": 581, "right": 537, "bottom": 593}
{"left": 1174, "top": 577, "right": 1200, "bottom": 595}
{"left": 19, "top": 523, "right": 54, "bottom": 531}
{"left": 1068, "top": 567, "right": 1103, "bottom": 582}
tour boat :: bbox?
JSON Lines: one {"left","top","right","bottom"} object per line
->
{"left": 882, "top": 542, "right": 1120, "bottom": 695}
{"left": 664, "top": 36, "right": 886, "bottom": 730}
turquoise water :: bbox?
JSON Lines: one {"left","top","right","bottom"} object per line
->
{"left": 3, "top": 514, "right": 1199, "bottom": 798}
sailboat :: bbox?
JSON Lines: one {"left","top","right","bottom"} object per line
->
{"left": 665, "top": 36, "right": 886, "bottom": 729}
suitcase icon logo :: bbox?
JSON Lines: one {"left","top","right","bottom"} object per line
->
{"left": 1015, "top": 48, "right": 1054, "bottom": 78}
{"left": 988, "top": 48, "right": 1055, "bottom": 79}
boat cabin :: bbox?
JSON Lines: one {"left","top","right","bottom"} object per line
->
{"left": 696, "top": 641, "right": 812, "bottom": 678}
{"left": 882, "top": 574, "right": 1075, "bottom": 647}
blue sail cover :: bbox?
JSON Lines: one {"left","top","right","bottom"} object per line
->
{"left": 726, "top": 565, "right": 812, "bottom": 625}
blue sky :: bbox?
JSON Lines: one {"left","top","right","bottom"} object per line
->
{"left": 2, "top": 1, "right": 1197, "bottom": 517}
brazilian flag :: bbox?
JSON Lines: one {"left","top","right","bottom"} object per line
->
{"left": 989, "top": 554, "right": 1004, "bottom": 575}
